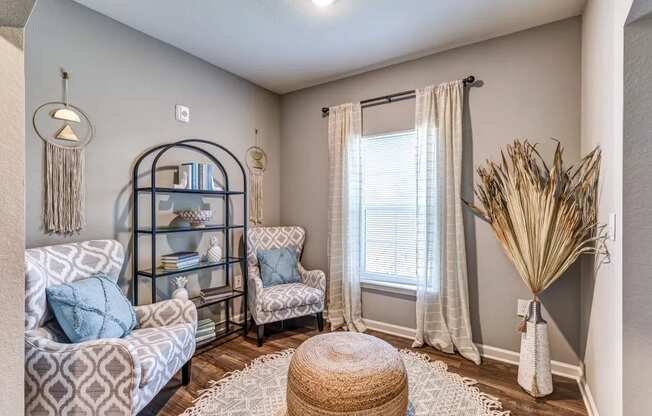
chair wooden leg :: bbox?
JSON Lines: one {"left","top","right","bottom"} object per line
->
{"left": 256, "top": 323, "right": 264, "bottom": 347}
{"left": 316, "top": 312, "right": 324, "bottom": 332}
{"left": 181, "top": 359, "right": 192, "bottom": 386}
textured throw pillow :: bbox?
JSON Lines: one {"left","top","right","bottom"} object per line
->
{"left": 257, "top": 247, "right": 301, "bottom": 288}
{"left": 46, "top": 273, "right": 137, "bottom": 343}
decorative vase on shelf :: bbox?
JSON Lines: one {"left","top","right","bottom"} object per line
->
{"left": 172, "top": 276, "right": 189, "bottom": 301}
{"left": 207, "top": 236, "right": 222, "bottom": 263}
{"left": 517, "top": 300, "right": 552, "bottom": 397}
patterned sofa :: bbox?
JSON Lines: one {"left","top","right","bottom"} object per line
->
{"left": 24, "top": 240, "right": 197, "bottom": 415}
{"left": 247, "top": 226, "right": 326, "bottom": 346}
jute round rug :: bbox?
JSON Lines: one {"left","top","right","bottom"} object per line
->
{"left": 181, "top": 349, "right": 510, "bottom": 416}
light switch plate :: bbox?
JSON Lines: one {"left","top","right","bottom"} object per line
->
{"left": 517, "top": 299, "right": 530, "bottom": 317}
{"left": 608, "top": 212, "right": 616, "bottom": 241}
{"left": 175, "top": 104, "right": 190, "bottom": 123}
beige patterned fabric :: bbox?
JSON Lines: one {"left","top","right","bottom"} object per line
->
{"left": 24, "top": 240, "right": 197, "bottom": 415}
{"left": 412, "top": 81, "right": 480, "bottom": 364}
{"left": 327, "top": 103, "right": 366, "bottom": 332}
{"left": 247, "top": 226, "right": 325, "bottom": 325}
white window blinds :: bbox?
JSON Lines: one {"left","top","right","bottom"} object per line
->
{"left": 361, "top": 131, "right": 417, "bottom": 284}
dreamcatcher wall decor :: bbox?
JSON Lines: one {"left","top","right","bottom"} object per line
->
{"left": 33, "top": 70, "right": 94, "bottom": 234}
{"left": 246, "top": 129, "right": 267, "bottom": 226}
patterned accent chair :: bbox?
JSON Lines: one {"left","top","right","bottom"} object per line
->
{"left": 24, "top": 240, "right": 197, "bottom": 415}
{"left": 247, "top": 226, "right": 326, "bottom": 346}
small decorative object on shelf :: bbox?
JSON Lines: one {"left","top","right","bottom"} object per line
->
{"left": 211, "top": 176, "right": 223, "bottom": 191}
{"left": 175, "top": 209, "right": 213, "bottom": 228}
{"left": 206, "top": 236, "right": 222, "bottom": 262}
{"left": 172, "top": 276, "right": 189, "bottom": 301}
{"left": 174, "top": 171, "right": 189, "bottom": 189}
{"left": 132, "top": 139, "right": 249, "bottom": 354}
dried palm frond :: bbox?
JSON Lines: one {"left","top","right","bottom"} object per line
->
{"left": 466, "top": 140, "right": 606, "bottom": 297}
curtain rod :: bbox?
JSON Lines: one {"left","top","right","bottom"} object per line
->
{"left": 321, "top": 75, "right": 476, "bottom": 117}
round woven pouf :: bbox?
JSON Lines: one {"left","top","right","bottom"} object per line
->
{"left": 286, "top": 332, "right": 408, "bottom": 416}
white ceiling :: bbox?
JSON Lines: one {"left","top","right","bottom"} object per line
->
{"left": 73, "top": 0, "right": 585, "bottom": 94}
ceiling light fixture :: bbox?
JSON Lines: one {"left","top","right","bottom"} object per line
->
{"left": 312, "top": 0, "right": 336, "bottom": 8}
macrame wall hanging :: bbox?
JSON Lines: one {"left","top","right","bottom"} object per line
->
{"left": 33, "top": 70, "right": 94, "bottom": 234}
{"left": 246, "top": 129, "right": 267, "bottom": 226}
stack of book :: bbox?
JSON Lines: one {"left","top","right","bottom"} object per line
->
{"left": 200, "top": 286, "right": 234, "bottom": 303}
{"left": 196, "top": 319, "right": 216, "bottom": 343}
{"left": 178, "top": 162, "right": 219, "bottom": 191}
{"left": 161, "top": 251, "right": 200, "bottom": 270}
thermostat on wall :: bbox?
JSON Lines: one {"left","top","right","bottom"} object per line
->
{"left": 175, "top": 104, "right": 190, "bottom": 123}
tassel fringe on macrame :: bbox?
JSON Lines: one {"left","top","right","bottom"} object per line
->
{"left": 249, "top": 172, "right": 264, "bottom": 225}
{"left": 44, "top": 141, "right": 86, "bottom": 233}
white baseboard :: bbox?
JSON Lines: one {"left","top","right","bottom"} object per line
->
{"left": 578, "top": 377, "right": 599, "bottom": 416}
{"left": 362, "top": 318, "right": 583, "bottom": 380}
{"left": 362, "top": 318, "right": 416, "bottom": 339}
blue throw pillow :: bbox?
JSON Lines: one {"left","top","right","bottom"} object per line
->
{"left": 46, "top": 273, "right": 137, "bottom": 343}
{"left": 257, "top": 247, "right": 301, "bottom": 288}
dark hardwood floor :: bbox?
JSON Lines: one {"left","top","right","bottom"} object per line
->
{"left": 141, "top": 319, "right": 587, "bottom": 416}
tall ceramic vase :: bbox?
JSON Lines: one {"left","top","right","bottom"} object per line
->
{"left": 517, "top": 300, "right": 553, "bottom": 397}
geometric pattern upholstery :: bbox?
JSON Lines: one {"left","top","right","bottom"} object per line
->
{"left": 259, "top": 282, "right": 323, "bottom": 312}
{"left": 247, "top": 227, "right": 326, "bottom": 325}
{"left": 24, "top": 240, "right": 197, "bottom": 415}
{"left": 25, "top": 239, "right": 124, "bottom": 331}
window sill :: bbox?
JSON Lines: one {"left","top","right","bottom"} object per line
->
{"left": 360, "top": 279, "right": 417, "bottom": 297}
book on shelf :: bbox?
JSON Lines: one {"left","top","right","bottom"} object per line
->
{"left": 207, "top": 165, "right": 214, "bottom": 190}
{"left": 161, "top": 251, "right": 199, "bottom": 261}
{"left": 196, "top": 327, "right": 216, "bottom": 338}
{"left": 179, "top": 161, "right": 217, "bottom": 191}
{"left": 162, "top": 261, "right": 199, "bottom": 270}
{"left": 196, "top": 333, "right": 216, "bottom": 343}
{"left": 180, "top": 162, "right": 194, "bottom": 190}
{"left": 197, "top": 318, "right": 216, "bottom": 328}
{"left": 200, "top": 286, "right": 234, "bottom": 301}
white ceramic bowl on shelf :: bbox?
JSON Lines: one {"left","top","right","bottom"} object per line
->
{"left": 175, "top": 209, "right": 213, "bottom": 227}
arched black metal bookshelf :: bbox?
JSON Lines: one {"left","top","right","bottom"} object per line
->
{"left": 132, "top": 139, "right": 248, "bottom": 350}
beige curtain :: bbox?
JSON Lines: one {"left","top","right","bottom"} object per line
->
{"left": 413, "top": 80, "right": 480, "bottom": 364}
{"left": 327, "top": 103, "right": 366, "bottom": 332}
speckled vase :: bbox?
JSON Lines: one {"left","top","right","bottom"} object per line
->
{"left": 517, "top": 300, "right": 553, "bottom": 397}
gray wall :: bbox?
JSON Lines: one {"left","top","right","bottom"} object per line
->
{"left": 25, "top": 0, "right": 281, "bottom": 307}
{"left": 624, "top": 6, "right": 652, "bottom": 415}
{"left": 280, "top": 18, "right": 582, "bottom": 364}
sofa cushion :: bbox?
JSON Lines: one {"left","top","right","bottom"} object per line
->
{"left": 124, "top": 323, "right": 195, "bottom": 387}
{"left": 46, "top": 273, "right": 137, "bottom": 343}
{"left": 260, "top": 283, "right": 323, "bottom": 312}
{"left": 257, "top": 247, "right": 301, "bottom": 288}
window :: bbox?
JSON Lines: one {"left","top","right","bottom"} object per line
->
{"left": 360, "top": 130, "right": 417, "bottom": 286}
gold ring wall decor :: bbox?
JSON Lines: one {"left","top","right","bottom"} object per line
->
{"left": 246, "top": 144, "right": 267, "bottom": 225}
{"left": 33, "top": 71, "right": 95, "bottom": 234}
{"left": 32, "top": 101, "right": 95, "bottom": 148}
